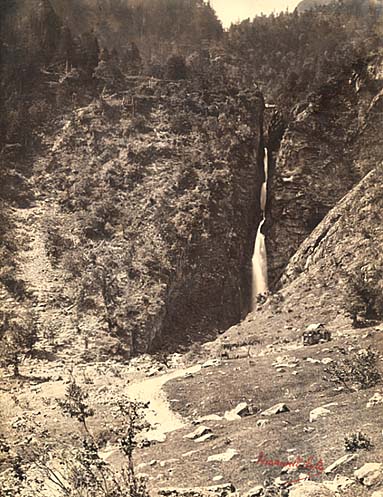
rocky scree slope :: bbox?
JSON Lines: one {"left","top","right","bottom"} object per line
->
{"left": 31, "top": 79, "right": 264, "bottom": 355}
{"left": 266, "top": 52, "right": 383, "bottom": 287}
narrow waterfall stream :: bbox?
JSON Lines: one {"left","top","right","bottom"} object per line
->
{"left": 251, "top": 147, "right": 269, "bottom": 309}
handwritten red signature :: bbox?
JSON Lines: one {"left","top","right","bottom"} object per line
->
{"left": 256, "top": 451, "right": 325, "bottom": 485}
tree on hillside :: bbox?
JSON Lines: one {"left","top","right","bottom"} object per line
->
{"left": 56, "top": 24, "right": 76, "bottom": 70}
{"left": 77, "top": 31, "right": 100, "bottom": 77}
{"left": 166, "top": 54, "right": 188, "bottom": 80}
{"left": 0, "top": 311, "right": 37, "bottom": 377}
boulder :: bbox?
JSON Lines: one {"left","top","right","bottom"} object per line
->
{"left": 256, "top": 419, "right": 269, "bottom": 428}
{"left": 354, "top": 463, "right": 383, "bottom": 487}
{"left": 302, "top": 324, "right": 331, "bottom": 346}
{"left": 367, "top": 392, "right": 383, "bottom": 408}
{"left": 289, "top": 481, "right": 333, "bottom": 497}
{"left": 207, "top": 449, "right": 238, "bottom": 462}
{"left": 195, "top": 433, "right": 215, "bottom": 443}
{"left": 194, "top": 414, "right": 222, "bottom": 424}
{"left": 260, "top": 403, "right": 290, "bottom": 416}
{"left": 243, "top": 486, "right": 264, "bottom": 497}
{"left": 324, "top": 454, "right": 356, "bottom": 474}
{"left": 184, "top": 426, "right": 212, "bottom": 440}
{"left": 371, "top": 490, "right": 383, "bottom": 497}
{"left": 321, "top": 358, "right": 333, "bottom": 365}
{"left": 323, "top": 475, "right": 355, "bottom": 492}
{"left": 306, "top": 358, "right": 321, "bottom": 364}
{"left": 202, "top": 359, "right": 221, "bottom": 369}
{"left": 224, "top": 402, "right": 250, "bottom": 421}
{"left": 309, "top": 407, "right": 331, "bottom": 422}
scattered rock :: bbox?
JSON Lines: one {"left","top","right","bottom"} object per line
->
{"left": 321, "top": 358, "right": 333, "bottom": 365}
{"left": 272, "top": 356, "right": 299, "bottom": 368}
{"left": 354, "top": 463, "right": 383, "bottom": 487}
{"left": 324, "top": 454, "right": 356, "bottom": 474}
{"left": 194, "top": 414, "right": 222, "bottom": 424}
{"left": 256, "top": 419, "right": 269, "bottom": 428}
{"left": 274, "top": 477, "right": 288, "bottom": 487}
{"left": 261, "top": 403, "right": 290, "bottom": 416}
{"left": 195, "top": 433, "right": 215, "bottom": 443}
{"left": 367, "top": 392, "right": 383, "bottom": 408}
{"left": 147, "top": 432, "right": 167, "bottom": 443}
{"left": 159, "top": 458, "right": 179, "bottom": 468}
{"left": 302, "top": 324, "right": 331, "bottom": 346}
{"left": 202, "top": 359, "right": 221, "bottom": 369}
{"left": 323, "top": 475, "right": 355, "bottom": 492}
{"left": 281, "top": 463, "right": 300, "bottom": 475}
{"left": 182, "top": 449, "right": 199, "bottom": 458}
{"left": 158, "top": 483, "right": 236, "bottom": 497}
{"left": 184, "top": 426, "right": 212, "bottom": 440}
{"left": 309, "top": 406, "right": 331, "bottom": 422}
{"left": 289, "top": 481, "right": 333, "bottom": 497}
{"left": 243, "top": 486, "right": 264, "bottom": 497}
{"left": 224, "top": 402, "right": 250, "bottom": 421}
{"left": 207, "top": 449, "right": 238, "bottom": 462}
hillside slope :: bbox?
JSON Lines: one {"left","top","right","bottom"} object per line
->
{"left": 6, "top": 79, "right": 264, "bottom": 356}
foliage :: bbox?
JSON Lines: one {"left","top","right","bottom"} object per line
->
{"left": 324, "top": 347, "right": 382, "bottom": 391}
{"left": 166, "top": 54, "right": 188, "bottom": 80}
{"left": 14, "top": 387, "right": 151, "bottom": 497}
{"left": 344, "top": 431, "right": 373, "bottom": 452}
{"left": 43, "top": 219, "right": 74, "bottom": 264}
{"left": 225, "top": 1, "right": 382, "bottom": 115}
{"left": 57, "top": 378, "right": 94, "bottom": 436}
{"left": 344, "top": 266, "right": 383, "bottom": 326}
{"left": 0, "top": 311, "right": 37, "bottom": 376}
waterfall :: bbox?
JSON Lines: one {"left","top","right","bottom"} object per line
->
{"left": 251, "top": 147, "right": 269, "bottom": 309}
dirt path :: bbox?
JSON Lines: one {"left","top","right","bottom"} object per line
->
{"left": 128, "top": 364, "right": 202, "bottom": 442}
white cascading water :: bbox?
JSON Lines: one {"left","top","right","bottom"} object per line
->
{"left": 251, "top": 147, "right": 269, "bottom": 309}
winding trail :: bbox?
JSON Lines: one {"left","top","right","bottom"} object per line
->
{"left": 128, "top": 364, "right": 202, "bottom": 442}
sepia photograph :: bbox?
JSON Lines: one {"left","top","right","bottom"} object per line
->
{"left": 0, "top": 0, "right": 382, "bottom": 495}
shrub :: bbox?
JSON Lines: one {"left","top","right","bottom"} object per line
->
{"left": 324, "top": 347, "right": 382, "bottom": 391}
{"left": 165, "top": 54, "right": 187, "bottom": 80}
{"left": 344, "top": 432, "right": 373, "bottom": 452}
{"left": 0, "top": 311, "right": 37, "bottom": 377}
{"left": 344, "top": 268, "right": 383, "bottom": 327}
{"left": 43, "top": 221, "right": 74, "bottom": 263}
{"left": 57, "top": 378, "right": 94, "bottom": 436}
{"left": 34, "top": 386, "right": 151, "bottom": 497}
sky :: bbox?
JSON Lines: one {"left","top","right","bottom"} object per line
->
{"left": 210, "top": 0, "right": 302, "bottom": 27}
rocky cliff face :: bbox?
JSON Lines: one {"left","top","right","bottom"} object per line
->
{"left": 279, "top": 165, "right": 383, "bottom": 324}
{"left": 266, "top": 52, "right": 383, "bottom": 288}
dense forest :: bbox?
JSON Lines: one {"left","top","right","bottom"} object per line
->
{"left": 1, "top": 0, "right": 382, "bottom": 150}
{"left": 225, "top": 0, "right": 383, "bottom": 112}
